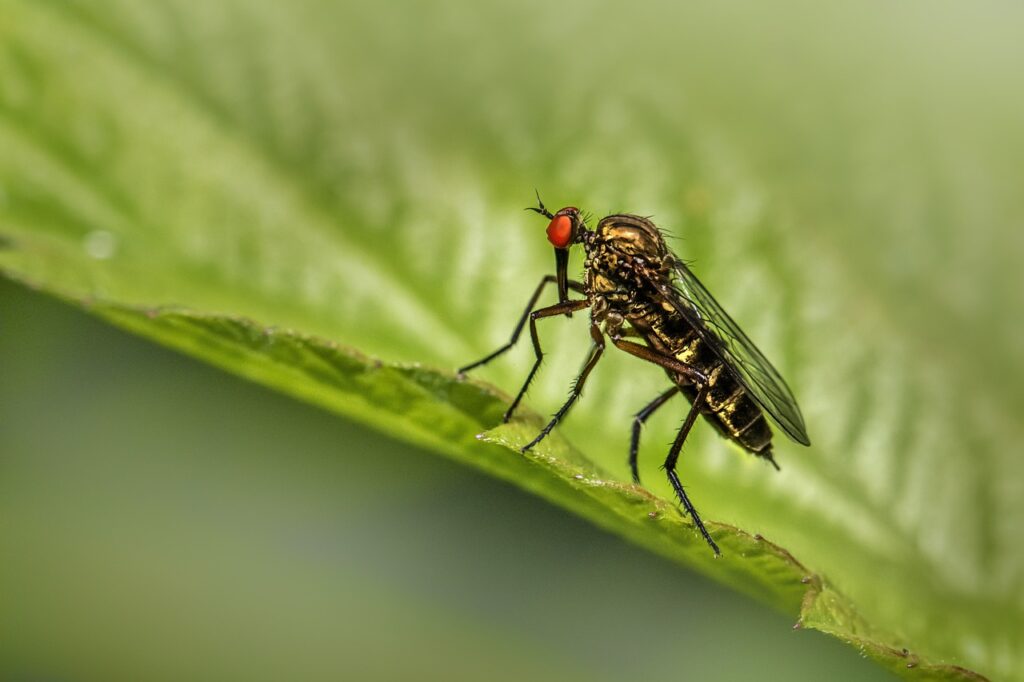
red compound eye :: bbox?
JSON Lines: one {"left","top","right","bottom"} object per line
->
{"left": 546, "top": 214, "right": 573, "bottom": 248}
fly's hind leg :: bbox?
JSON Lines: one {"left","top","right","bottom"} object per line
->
{"left": 629, "top": 387, "right": 680, "bottom": 484}
{"left": 664, "top": 385, "right": 720, "bottom": 555}
{"left": 609, "top": 338, "right": 707, "bottom": 385}
{"left": 607, "top": 335, "right": 719, "bottom": 555}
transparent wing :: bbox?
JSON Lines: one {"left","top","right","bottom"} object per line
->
{"left": 649, "top": 259, "right": 811, "bottom": 446}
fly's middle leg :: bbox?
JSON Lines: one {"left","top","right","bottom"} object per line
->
{"left": 521, "top": 323, "right": 605, "bottom": 453}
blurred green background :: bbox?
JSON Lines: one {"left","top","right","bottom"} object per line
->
{"left": 1, "top": 0, "right": 1023, "bottom": 679}
{"left": 0, "top": 280, "right": 885, "bottom": 680}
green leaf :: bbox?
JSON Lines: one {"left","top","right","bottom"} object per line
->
{"left": 1, "top": 1, "right": 1021, "bottom": 679}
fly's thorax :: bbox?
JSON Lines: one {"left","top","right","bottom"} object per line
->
{"left": 596, "top": 214, "right": 670, "bottom": 259}
{"left": 582, "top": 233, "right": 626, "bottom": 320}
{"left": 584, "top": 258, "right": 642, "bottom": 324}
{"left": 583, "top": 214, "right": 674, "bottom": 312}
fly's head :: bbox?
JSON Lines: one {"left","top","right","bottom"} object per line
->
{"left": 542, "top": 206, "right": 584, "bottom": 249}
{"left": 527, "top": 194, "right": 589, "bottom": 304}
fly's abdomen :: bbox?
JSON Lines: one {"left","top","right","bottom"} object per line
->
{"left": 675, "top": 335, "right": 772, "bottom": 454}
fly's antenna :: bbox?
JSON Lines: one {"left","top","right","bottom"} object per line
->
{"left": 526, "top": 189, "right": 554, "bottom": 219}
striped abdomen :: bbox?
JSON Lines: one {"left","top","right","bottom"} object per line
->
{"left": 637, "top": 311, "right": 773, "bottom": 454}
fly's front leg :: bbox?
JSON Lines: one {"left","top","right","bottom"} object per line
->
{"left": 458, "top": 275, "right": 585, "bottom": 375}
{"left": 504, "top": 298, "right": 590, "bottom": 423}
{"left": 522, "top": 323, "right": 605, "bottom": 453}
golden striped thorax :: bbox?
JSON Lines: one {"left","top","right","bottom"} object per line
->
{"left": 584, "top": 215, "right": 673, "bottom": 323}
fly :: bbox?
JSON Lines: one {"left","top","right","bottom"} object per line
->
{"left": 459, "top": 194, "right": 811, "bottom": 555}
